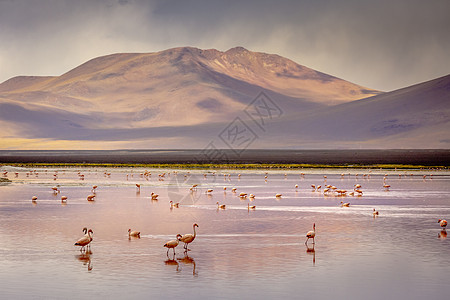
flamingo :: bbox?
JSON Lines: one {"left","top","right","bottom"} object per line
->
{"left": 87, "top": 195, "right": 95, "bottom": 201}
{"left": 305, "top": 223, "right": 316, "bottom": 245}
{"left": 91, "top": 185, "right": 98, "bottom": 193}
{"left": 136, "top": 184, "right": 141, "bottom": 192}
{"left": 438, "top": 219, "right": 448, "bottom": 229}
{"left": 128, "top": 228, "right": 140, "bottom": 238}
{"left": 249, "top": 194, "right": 255, "bottom": 199}
{"left": 164, "top": 234, "right": 182, "bottom": 255}
{"left": 340, "top": 201, "right": 350, "bottom": 207}
{"left": 75, "top": 229, "right": 93, "bottom": 252}
{"left": 170, "top": 201, "right": 180, "bottom": 208}
{"left": 31, "top": 196, "right": 37, "bottom": 202}
{"left": 373, "top": 208, "right": 379, "bottom": 216}
{"left": 216, "top": 202, "right": 226, "bottom": 209}
{"left": 151, "top": 192, "right": 159, "bottom": 200}
{"left": 248, "top": 203, "right": 256, "bottom": 210}
{"left": 179, "top": 223, "right": 199, "bottom": 250}
{"left": 275, "top": 193, "right": 282, "bottom": 198}
{"left": 206, "top": 189, "right": 213, "bottom": 193}
{"left": 295, "top": 184, "right": 299, "bottom": 189}
{"left": 61, "top": 196, "right": 68, "bottom": 203}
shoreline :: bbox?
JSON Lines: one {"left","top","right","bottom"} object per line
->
{"left": 0, "top": 149, "right": 449, "bottom": 168}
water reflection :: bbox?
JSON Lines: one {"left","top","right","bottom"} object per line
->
{"left": 178, "top": 252, "right": 198, "bottom": 276}
{"left": 164, "top": 252, "right": 198, "bottom": 276}
{"left": 438, "top": 230, "right": 447, "bottom": 239}
{"left": 305, "top": 244, "right": 316, "bottom": 265}
{"left": 76, "top": 250, "right": 93, "bottom": 271}
{"left": 165, "top": 256, "right": 180, "bottom": 272}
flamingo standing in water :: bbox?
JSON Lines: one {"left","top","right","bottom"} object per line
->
{"left": 170, "top": 201, "right": 180, "bottom": 208}
{"left": 438, "top": 219, "right": 447, "bottom": 229}
{"left": 248, "top": 203, "right": 256, "bottom": 210}
{"left": 61, "top": 196, "right": 68, "bottom": 203}
{"left": 128, "top": 228, "right": 140, "bottom": 238}
{"left": 31, "top": 196, "right": 37, "bottom": 202}
{"left": 216, "top": 202, "right": 226, "bottom": 209}
{"left": 164, "top": 234, "right": 183, "bottom": 255}
{"left": 75, "top": 229, "right": 93, "bottom": 252}
{"left": 305, "top": 223, "right": 316, "bottom": 245}
{"left": 373, "top": 208, "right": 379, "bottom": 216}
{"left": 179, "top": 223, "right": 199, "bottom": 251}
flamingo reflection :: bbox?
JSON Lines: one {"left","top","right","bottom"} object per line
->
{"left": 164, "top": 257, "right": 180, "bottom": 272}
{"left": 76, "top": 249, "right": 93, "bottom": 271}
{"left": 178, "top": 252, "right": 198, "bottom": 276}
{"left": 438, "top": 230, "right": 447, "bottom": 239}
{"left": 305, "top": 243, "right": 316, "bottom": 265}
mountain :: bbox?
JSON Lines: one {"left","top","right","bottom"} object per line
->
{"left": 0, "top": 46, "right": 448, "bottom": 150}
{"left": 262, "top": 74, "right": 450, "bottom": 149}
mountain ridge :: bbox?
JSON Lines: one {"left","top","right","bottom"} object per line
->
{"left": 0, "top": 46, "right": 447, "bottom": 150}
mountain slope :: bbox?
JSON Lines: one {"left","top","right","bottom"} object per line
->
{"left": 1, "top": 47, "right": 447, "bottom": 150}
{"left": 262, "top": 74, "right": 450, "bottom": 148}
{"left": 0, "top": 47, "right": 379, "bottom": 129}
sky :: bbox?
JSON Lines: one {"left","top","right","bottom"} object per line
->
{"left": 0, "top": 0, "right": 449, "bottom": 91}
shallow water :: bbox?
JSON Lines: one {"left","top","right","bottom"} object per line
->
{"left": 0, "top": 167, "right": 449, "bottom": 299}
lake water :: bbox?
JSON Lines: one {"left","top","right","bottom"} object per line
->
{"left": 0, "top": 167, "right": 449, "bottom": 299}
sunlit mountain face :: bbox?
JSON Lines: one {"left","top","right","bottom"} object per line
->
{"left": 0, "top": 47, "right": 448, "bottom": 150}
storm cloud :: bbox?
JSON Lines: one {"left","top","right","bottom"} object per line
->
{"left": 0, "top": 0, "right": 449, "bottom": 91}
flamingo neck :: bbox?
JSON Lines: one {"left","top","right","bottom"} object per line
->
{"left": 193, "top": 225, "right": 196, "bottom": 238}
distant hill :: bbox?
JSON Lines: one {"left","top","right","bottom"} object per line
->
{"left": 0, "top": 47, "right": 448, "bottom": 150}
{"left": 263, "top": 74, "right": 450, "bottom": 149}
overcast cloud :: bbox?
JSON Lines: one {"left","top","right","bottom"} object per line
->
{"left": 0, "top": 0, "right": 449, "bottom": 91}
